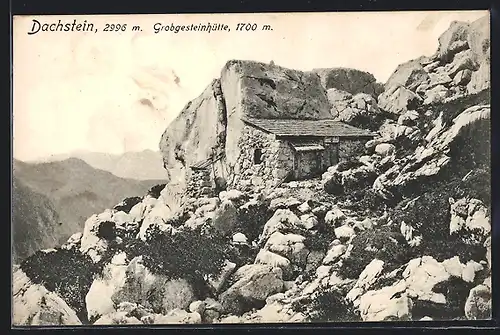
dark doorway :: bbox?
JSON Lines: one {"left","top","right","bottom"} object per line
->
{"left": 296, "top": 151, "right": 323, "bottom": 179}
{"left": 253, "top": 148, "right": 263, "bottom": 164}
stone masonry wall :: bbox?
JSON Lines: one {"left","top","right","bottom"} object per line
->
{"left": 186, "top": 168, "right": 214, "bottom": 198}
{"left": 338, "top": 138, "right": 369, "bottom": 162}
{"left": 232, "top": 125, "right": 294, "bottom": 191}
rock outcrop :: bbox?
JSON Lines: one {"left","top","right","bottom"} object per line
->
{"left": 312, "top": 67, "right": 384, "bottom": 99}
{"left": 13, "top": 270, "right": 82, "bottom": 326}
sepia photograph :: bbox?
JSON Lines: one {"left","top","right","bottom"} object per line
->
{"left": 12, "top": 10, "right": 491, "bottom": 326}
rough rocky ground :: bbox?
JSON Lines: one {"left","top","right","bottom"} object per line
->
{"left": 12, "top": 16, "right": 491, "bottom": 325}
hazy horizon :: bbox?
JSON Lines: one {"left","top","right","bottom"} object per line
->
{"left": 16, "top": 148, "right": 163, "bottom": 163}
{"left": 13, "top": 11, "right": 488, "bottom": 161}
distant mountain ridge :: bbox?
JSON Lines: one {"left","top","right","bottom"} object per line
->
{"left": 25, "top": 149, "right": 169, "bottom": 181}
{"left": 12, "top": 157, "right": 166, "bottom": 262}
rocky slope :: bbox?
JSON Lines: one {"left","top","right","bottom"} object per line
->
{"left": 12, "top": 16, "right": 491, "bottom": 326}
{"left": 12, "top": 177, "right": 61, "bottom": 262}
{"left": 12, "top": 158, "right": 165, "bottom": 261}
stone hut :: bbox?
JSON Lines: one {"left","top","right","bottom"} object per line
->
{"left": 232, "top": 117, "right": 376, "bottom": 189}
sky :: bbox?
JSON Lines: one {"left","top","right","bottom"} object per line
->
{"left": 12, "top": 11, "right": 488, "bottom": 161}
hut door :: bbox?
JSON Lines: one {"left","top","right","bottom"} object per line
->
{"left": 324, "top": 137, "right": 339, "bottom": 168}
{"left": 297, "top": 151, "right": 323, "bottom": 179}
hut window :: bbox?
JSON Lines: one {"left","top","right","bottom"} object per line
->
{"left": 253, "top": 148, "right": 263, "bottom": 164}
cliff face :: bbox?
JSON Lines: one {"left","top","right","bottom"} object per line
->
{"left": 159, "top": 79, "right": 227, "bottom": 189}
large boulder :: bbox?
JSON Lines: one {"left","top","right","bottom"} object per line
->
{"left": 322, "top": 161, "right": 377, "bottom": 195}
{"left": 219, "top": 264, "right": 284, "bottom": 315}
{"left": 357, "top": 256, "right": 484, "bottom": 321}
{"left": 254, "top": 249, "right": 292, "bottom": 279}
{"left": 346, "top": 259, "right": 385, "bottom": 306}
{"left": 223, "top": 60, "right": 331, "bottom": 120}
{"left": 384, "top": 58, "right": 430, "bottom": 91}
{"left": 449, "top": 197, "right": 490, "bottom": 245}
{"left": 358, "top": 280, "right": 412, "bottom": 321}
{"left": 263, "top": 231, "right": 309, "bottom": 269}
{"left": 467, "top": 16, "right": 490, "bottom": 66}
{"left": 437, "top": 21, "right": 471, "bottom": 62}
{"left": 12, "top": 269, "right": 82, "bottom": 326}
{"left": 326, "top": 89, "right": 383, "bottom": 129}
{"left": 79, "top": 209, "right": 124, "bottom": 262}
{"left": 372, "top": 104, "right": 490, "bottom": 200}
{"left": 258, "top": 209, "right": 303, "bottom": 245}
{"left": 137, "top": 198, "right": 174, "bottom": 241}
{"left": 403, "top": 256, "right": 478, "bottom": 304}
{"left": 86, "top": 256, "right": 196, "bottom": 318}
{"left": 85, "top": 252, "right": 129, "bottom": 321}
{"left": 465, "top": 281, "right": 491, "bottom": 320}
{"left": 211, "top": 200, "right": 239, "bottom": 236}
{"left": 447, "top": 50, "right": 477, "bottom": 79}
{"left": 312, "top": 67, "right": 383, "bottom": 99}
{"left": 378, "top": 85, "right": 422, "bottom": 115}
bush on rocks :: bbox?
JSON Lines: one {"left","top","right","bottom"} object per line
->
{"left": 339, "top": 226, "right": 412, "bottom": 279}
{"left": 303, "top": 225, "right": 336, "bottom": 253}
{"left": 336, "top": 158, "right": 365, "bottom": 173}
{"left": 99, "top": 225, "right": 233, "bottom": 300}
{"left": 304, "top": 288, "right": 361, "bottom": 322}
{"left": 113, "top": 196, "right": 143, "bottom": 214}
{"left": 147, "top": 184, "right": 167, "bottom": 199}
{"left": 411, "top": 277, "right": 475, "bottom": 320}
{"left": 139, "top": 226, "right": 230, "bottom": 282}
{"left": 390, "top": 175, "right": 488, "bottom": 263}
{"left": 19, "top": 248, "right": 98, "bottom": 323}
{"left": 235, "top": 199, "right": 273, "bottom": 242}
{"left": 343, "top": 187, "right": 389, "bottom": 216}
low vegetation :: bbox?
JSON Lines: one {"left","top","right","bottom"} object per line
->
{"left": 20, "top": 248, "right": 98, "bottom": 323}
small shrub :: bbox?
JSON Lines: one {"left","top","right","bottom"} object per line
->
{"left": 147, "top": 184, "right": 166, "bottom": 199}
{"left": 344, "top": 187, "right": 388, "bottom": 215}
{"left": 411, "top": 277, "right": 475, "bottom": 320}
{"left": 127, "top": 225, "right": 232, "bottom": 284}
{"left": 113, "top": 196, "right": 142, "bottom": 214}
{"left": 96, "top": 221, "right": 116, "bottom": 240}
{"left": 336, "top": 158, "right": 364, "bottom": 173}
{"left": 20, "top": 248, "right": 98, "bottom": 323}
{"left": 235, "top": 199, "right": 273, "bottom": 242}
{"left": 339, "top": 226, "right": 412, "bottom": 279}
{"left": 389, "top": 169, "right": 489, "bottom": 263}
{"left": 305, "top": 289, "right": 361, "bottom": 322}
{"left": 304, "top": 225, "right": 336, "bottom": 252}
